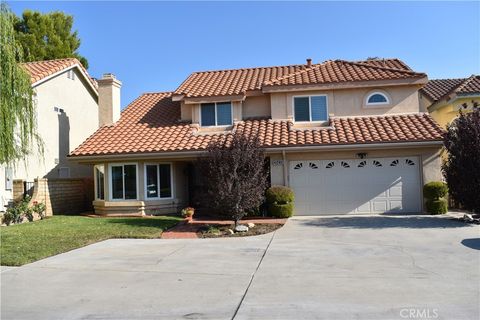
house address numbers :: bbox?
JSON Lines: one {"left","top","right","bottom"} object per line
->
{"left": 272, "top": 160, "right": 284, "bottom": 167}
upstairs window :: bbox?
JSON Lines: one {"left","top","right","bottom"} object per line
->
{"left": 366, "top": 92, "right": 389, "bottom": 105}
{"left": 294, "top": 96, "right": 328, "bottom": 122}
{"left": 200, "top": 102, "right": 232, "bottom": 126}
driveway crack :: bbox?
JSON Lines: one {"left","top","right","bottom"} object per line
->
{"left": 230, "top": 230, "right": 276, "bottom": 320}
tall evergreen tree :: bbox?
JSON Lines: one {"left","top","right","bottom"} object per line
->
{"left": 0, "top": 3, "right": 42, "bottom": 165}
{"left": 443, "top": 105, "right": 480, "bottom": 213}
{"left": 14, "top": 9, "right": 88, "bottom": 68}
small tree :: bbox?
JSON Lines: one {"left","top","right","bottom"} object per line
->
{"left": 196, "top": 134, "right": 269, "bottom": 226}
{"left": 442, "top": 105, "right": 480, "bottom": 213}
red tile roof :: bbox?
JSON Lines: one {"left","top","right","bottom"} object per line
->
{"left": 420, "top": 75, "right": 480, "bottom": 102}
{"left": 174, "top": 59, "right": 426, "bottom": 98}
{"left": 456, "top": 75, "right": 480, "bottom": 95}
{"left": 22, "top": 58, "right": 97, "bottom": 91}
{"left": 70, "top": 92, "right": 444, "bottom": 157}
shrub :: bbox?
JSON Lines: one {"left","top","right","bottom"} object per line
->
{"left": 2, "top": 211, "right": 14, "bottom": 226}
{"left": 32, "top": 201, "right": 46, "bottom": 219}
{"left": 266, "top": 186, "right": 294, "bottom": 204}
{"left": 6, "top": 206, "right": 23, "bottom": 224}
{"left": 423, "top": 182, "right": 448, "bottom": 200}
{"left": 443, "top": 106, "right": 480, "bottom": 213}
{"left": 269, "top": 202, "right": 294, "bottom": 218}
{"left": 426, "top": 199, "right": 448, "bottom": 215}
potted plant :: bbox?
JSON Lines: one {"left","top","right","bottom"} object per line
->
{"left": 181, "top": 207, "right": 195, "bottom": 222}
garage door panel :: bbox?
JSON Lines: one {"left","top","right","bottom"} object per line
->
{"left": 290, "top": 157, "right": 421, "bottom": 215}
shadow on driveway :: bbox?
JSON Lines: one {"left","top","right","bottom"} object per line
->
{"left": 461, "top": 238, "right": 480, "bottom": 250}
{"left": 298, "top": 215, "right": 471, "bottom": 229}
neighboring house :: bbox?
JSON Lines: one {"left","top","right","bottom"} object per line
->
{"left": 69, "top": 58, "right": 445, "bottom": 216}
{"left": 420, "top": 75, "right": 480, "bottom": 128}
{"left": 0, "top": 58, "right": 120, "bottom": 210}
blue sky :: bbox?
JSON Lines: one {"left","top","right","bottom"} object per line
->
{"left": 10, "top": 1, "right": 480, "bottom": 108}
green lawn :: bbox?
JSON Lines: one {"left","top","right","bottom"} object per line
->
{"left": 0, "top": 215, "right": 182, "bottom": 266}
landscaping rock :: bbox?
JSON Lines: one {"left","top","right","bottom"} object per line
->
{"left": 227, "top": 229, "right": 234, "bottom": 235}
{"left": 247, "top": 222, "right": 255, "bottom": 228}
{"left": 464, "top": 214, "right": 474, "bottom": 222}
{"left": 235, "top": 225, "right": 249, "bottom": 232}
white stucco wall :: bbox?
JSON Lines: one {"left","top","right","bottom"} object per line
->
{"left": 0, "top": 67, "right": 99, "bottom": 209}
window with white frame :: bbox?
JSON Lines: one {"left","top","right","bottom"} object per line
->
{"left": 294, "top": 95, "right": 328, "bottom": 122}
{"left": 95, "top": 165, "right": 105, "bottom": 200}
{"left": 110, "top": 164, "right": 137, "bottom": 200}
{"left": 366, "top": 92, "right": 389, "bottom": 105}
{"left": 145, "top": 163, "right": 172, "bottom": 199}
{"left": 200, "top": 102, "right": 232, "bottom": 126}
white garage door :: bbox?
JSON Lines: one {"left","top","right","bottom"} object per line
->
{"left": 289, "top": 157, "right": 421, "bottom": 215}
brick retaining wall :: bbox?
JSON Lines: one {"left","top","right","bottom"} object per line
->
{"left": 14, "top": 178, "right": 93, "bottom": 216}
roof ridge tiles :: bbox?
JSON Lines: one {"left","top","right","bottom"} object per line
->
{"left": 336, "top": 59, "right": 422, "bottom": 75}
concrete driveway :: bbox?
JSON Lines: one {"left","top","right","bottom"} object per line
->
{"left": 1, "top": 215, "right": 479, "bottom": 320}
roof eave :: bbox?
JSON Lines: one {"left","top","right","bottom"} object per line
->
{"left": 69, "top": 140, "right": 443, "bottom": 163}
{"left": 31, "top": 64, "right": 99, "bottom": 96}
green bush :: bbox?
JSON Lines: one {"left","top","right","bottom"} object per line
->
{"left": 266, "top": 186, "right": 294, "bottom": 204}
{"left": 425, "top": 199, "right": 448, "bottom": 215}
{"left": 269, "top": 202, "right": 294, "bottom": 218}
{"left": 2, "top": 211, "right": 14, "bottom": 226}
{"left": 423, "top": 181, "right": 448, "bottom": 200}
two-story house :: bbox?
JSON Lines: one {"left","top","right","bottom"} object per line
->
{"left": 69, "top": 58, "right": 444, "bottom": 216}
{"left": 0, "top": 58, "right": 121, "bottom": 210}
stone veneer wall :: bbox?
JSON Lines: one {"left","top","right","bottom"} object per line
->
{"left": 14, "top": 178, "right": 93, "bottom": 216}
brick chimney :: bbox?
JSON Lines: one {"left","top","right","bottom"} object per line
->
{"left": 98, "top": 73, "right": 122, "bottom": 126}
{"left": 306, "top": 58, "right": 312, "bottom": 67}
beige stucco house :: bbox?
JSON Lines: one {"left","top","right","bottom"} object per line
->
{"left": 0, "top": 58, "right": 120, "bottom": 210}
{"left": 70, "top": 58, "right": 445, "bottom": 216}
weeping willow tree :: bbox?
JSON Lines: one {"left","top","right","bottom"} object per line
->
{"left": 0, "top": 3, "right": 42, "bottom": 165}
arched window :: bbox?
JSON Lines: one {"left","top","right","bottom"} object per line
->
{"left": 366, "top": 92, "right": 389, "bottom": 105}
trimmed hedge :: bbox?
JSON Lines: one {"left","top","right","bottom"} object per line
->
{"left": 266, "top": 186, "right": 294, "bottom": 204}
{"left": 426, "top": 199, "right": 448, "bottom": 215}
{"left": 269, "top": 202, "right": 294, "bottom": 218}
{"left": 423, "top": 181, "right": 448, "bottom": 200}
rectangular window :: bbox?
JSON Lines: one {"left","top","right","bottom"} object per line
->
{"left": 144, "top": 163, "right": 172, "bottom": 199}
{"left": 95, "top": 165, "right": 105, "bottom": 200}
{"left": 145, "top": 165, "right": 159, "bottom": 198}
{"left": 200, "top": 102, "right": 232, "bottom": 126}
{"left": 110, "top": 164, "right": 137, "bottom": 200}
{"left": 294, "top": 95, "right": 328, "bottom": 122}
{"left": 4, "top": 167, "right": 13, "bottom": 190}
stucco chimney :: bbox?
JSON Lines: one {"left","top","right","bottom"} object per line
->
{"left": 306, "top": 58, "right": 312, "bottom": 67}
{"left": 98, "top": 73, "right": 122, "bottom": 126}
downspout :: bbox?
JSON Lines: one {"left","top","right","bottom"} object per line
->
{"left": 282, "top": 150, "right": 288, "bottom": 187}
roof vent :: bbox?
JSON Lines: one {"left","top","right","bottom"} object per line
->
{"left": 306, "top": 58, "right": 312, "bottom": 67}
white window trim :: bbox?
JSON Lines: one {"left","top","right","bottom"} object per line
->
{"left": 108, "top": 163, "right": 139, "bottom": 201}
{"left": 365, "top": 92, "right": 390, "bottom": 106}
{"left": 143, "top": 162, "right": 175, "bottom": 201}
{"left": 94, "top": 165, "right": 105, "bottom": 200}
{"left": 292, "top": 94, "right": 329, "bottom": 123}
{"left": 199, "top": 102, "right": 233, "bottom": 127}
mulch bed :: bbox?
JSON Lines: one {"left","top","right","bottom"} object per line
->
{"left": 197, "top": 223, "right": 284, "bottom": 238}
